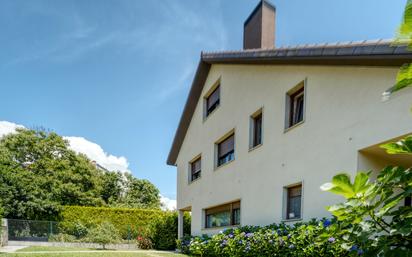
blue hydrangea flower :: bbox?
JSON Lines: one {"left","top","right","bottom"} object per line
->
{"left": 328, "top": 237, "right": 335, "bottom": 243}
{"left": 323, "top": 219, "right": 332, "bottom": 227}
{"left": 289, "top": 244, "right": 295, "bottom": 249}
{"left": 350, "top": 245, "right": 358, "bottom": 252}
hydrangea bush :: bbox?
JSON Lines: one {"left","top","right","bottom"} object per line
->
{"left": 177, "top": 219, "right": 359, "bottom": 257}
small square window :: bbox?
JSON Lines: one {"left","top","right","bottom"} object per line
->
{"left": 217, "top": 134, "right": 235, "bottom": 167}
{"left": 250, "top": 110, "right": 263, "bottom": 149}
{"left": 190, "top": 157, "right": 201, "bottom": 182}
{"left": 286, "top": 185, "right": 302, "bottom": 219}
{"left": 286, "top": 83, "right": 305, "bottom": 129}
{"left": 206, "top": 85, "right": 220, "bottom": 117}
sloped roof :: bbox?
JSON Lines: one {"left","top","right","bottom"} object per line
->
{"left": 167, "top": 40, "right": 412, "bottom": 166}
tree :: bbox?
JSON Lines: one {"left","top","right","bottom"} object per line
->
{"left": 86, "top": 222, "right": 121, "bottom": 249}
{"left": 122, "top": 173, "right": 161, "bottom": 209}
{"left": 0, "top": 128, "right": 104, "bottom": 220}
{"left": 101, "top": 171, "right": 123, "bottom": 205}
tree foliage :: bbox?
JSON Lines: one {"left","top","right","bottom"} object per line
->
{"left": 0, "top": 128, "right": 161, "bottom": 220}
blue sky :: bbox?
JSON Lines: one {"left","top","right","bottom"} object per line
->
{"left": 0, "top": 0, "right": 407, "bottom": 203}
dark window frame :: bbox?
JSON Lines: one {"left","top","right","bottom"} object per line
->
{"left": 190, "top": 156, "right": 201, "bottom": 182}
{"left": 217, "top": 133, "right": 235, "bottom": 167}
{"left": 286, "top": 185, "right": 302, "bottom": 220}
{"left": 205, "top": 201, "right": 241, "bottom": 229}
{"left": 206, "top": 85, "right": 220, "bottom": 117}
{"left": 287, "top": 85, "right": 305, "bottom": 128}
{"left": 252, "top": 112, "right": 263, "bottom": 148}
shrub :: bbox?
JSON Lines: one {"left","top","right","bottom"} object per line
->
{"left": 177, "top": 219, "right": 349, "bottom": 257}
{"left": 49, "top": 233, "right": 77, "bottom": 242}
{"left": 86, "top": 222, "right": 121, "bottom": 249}
{"left": 321, "top": 135, "right": 412, "bottom": 256}
{"left": 148, "top": 211, "right": 191, "bottom": 250}
{"left": 136, "top": 235, "right": 153, "bottom": 250}
{"left": 60, "top": 206, "right": 163, "bottom": 240}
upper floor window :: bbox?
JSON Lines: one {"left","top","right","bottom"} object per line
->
{"left": 206, "top": 85, "right": 220, "bottom": 117}
{"left": 190, "top": 156, "right": 201, "bottom": 182}
{"left": 205, "top": 201, "right": 240, "bottom": 228}
{"left": 286, "top": 82, "right": 305, "bottom": 129}
{"left": 217, "top": 133, "right": 235, "bottom": 167}
{"left": 250, "top": 109, "right": 263, "bottom": 149}
{"left": 286, "top": 184, "right": 302, "bottom": 220}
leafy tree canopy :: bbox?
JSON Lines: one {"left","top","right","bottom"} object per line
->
{"left": 0, "top": 128, "right": 161, "bottom": 221}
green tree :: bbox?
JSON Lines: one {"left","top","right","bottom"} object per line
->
{"left": 122, "top": 173, "right": 161, "bottom": 209}
{"left": 101, "top": 171, "right": 123, "bottom": 205}
{"left": 0, "top": 128, "right": 104, "bottom": 220}
{"left": 86, "top": 222, "right": 121, "bottom": 249}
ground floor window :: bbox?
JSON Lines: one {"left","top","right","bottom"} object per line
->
{"left": 205, "top": 201, "right": 240, "bottom": 228}
{"left": 286, "top": 184, "right": 302, "bottom": 220}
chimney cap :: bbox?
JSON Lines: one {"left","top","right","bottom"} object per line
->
{"left": 244, "top": 0, "right": 276, "bottom": 26}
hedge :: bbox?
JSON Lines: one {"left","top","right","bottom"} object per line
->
{"left": 59, "top": 206, "right": 163, "bottom": 240}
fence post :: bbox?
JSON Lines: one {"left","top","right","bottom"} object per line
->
{"left": 49, "top": 221, "right": 53, "bottom": 236}
{"left": 1, "top": 219, "right": 8, "bottom": 246}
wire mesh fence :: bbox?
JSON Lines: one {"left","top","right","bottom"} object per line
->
{"left": 8, "top": 219, "right": 59, "bottom": 242}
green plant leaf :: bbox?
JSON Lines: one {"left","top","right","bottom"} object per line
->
{"left": 353, "top": 172, "right": 369, "bottom": 194}
{"left": 331, "top": 173, "right": 355, "bottom": 198}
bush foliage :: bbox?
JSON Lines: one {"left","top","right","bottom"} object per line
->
{"left": 148, "top": 211, "right": 191, "bottom": 250}
{"left": 59, "top": 206, "right": 163, "bottom": 240}
{"left": 86, "top": 222, "right": 121, "bottom": 249}
{"left": 177, "top": 219, "right": 350, "bottom": 257}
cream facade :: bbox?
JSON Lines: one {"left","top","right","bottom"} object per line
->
{"left": 175, "top": 64, "right": 412, "bottom": 236}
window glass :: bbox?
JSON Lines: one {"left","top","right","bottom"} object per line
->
{"left": 191, "top": 157, "right": 201, "bottom": 181}
{"left": 288, "top": 86, "right": 305, "bottom": 128}
{"left": 205, "top": 201, "right": 240, "bottom": 228}
{"left": 206, "top": 86, "right": 220, "bottom": 116}
{"left": 287, "top": 185, "right": 302, "bottom": 219}
{"left": 253, "top": 113, "right": 262, "bottom": 147}
{"left": 218, "top": 134, "right": 234, "bottom": 166}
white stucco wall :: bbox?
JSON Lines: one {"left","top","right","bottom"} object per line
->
{"left": 175, "top": 64, "right": 412, "bottom": 236}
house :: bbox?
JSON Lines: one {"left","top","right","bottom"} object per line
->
{"left": 167, "top": 0, "right": 412, "bottom": 237}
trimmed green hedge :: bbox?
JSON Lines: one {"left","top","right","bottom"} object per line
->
{"left": 59, "top": 206, "right": 163, "bottom": 239}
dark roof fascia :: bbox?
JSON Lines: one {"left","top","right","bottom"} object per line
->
{"left": 167, "top": 60, "right": 211, "bottom": 166}
{"left": 166, "top": 44, "right": 411, "bottom": 166}
{"left": 244, "top": 0, "right": 276, "bottom": 27}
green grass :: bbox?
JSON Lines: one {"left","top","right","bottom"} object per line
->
{"left": 16, "top": 246, "right": 92, "bottom": 252}
{"left": 0, "top": 246, "right": 188, "bottom": 257}
{"left": 3, "top": 253, "right": 185, "bottom": 257}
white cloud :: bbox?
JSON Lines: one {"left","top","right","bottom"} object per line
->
{"left": 160, "top": 195, "right": 177, "bottom": 211}
{"left": 0, "top": 120, "right": 130, "bottom": 173}
{"left": 0, "top": 121, "right": 25, "bottom": 137}
{"left": 64, "top": 136, "right": 130, "bottom": 173}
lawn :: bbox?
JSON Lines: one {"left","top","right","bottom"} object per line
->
{"left": 0, "top": 246, "right": 188, "bottom": 257}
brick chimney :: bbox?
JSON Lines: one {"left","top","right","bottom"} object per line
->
{"left": 243, "top": 0, "right": 276, "bottom": 49}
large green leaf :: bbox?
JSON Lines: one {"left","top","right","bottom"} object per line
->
{"left": 331, "top": 173, "right": 355, "bottom": 198}
{"left": 353, "top": 172, "right": 369, "bottom": 194}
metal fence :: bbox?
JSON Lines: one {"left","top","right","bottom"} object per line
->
{"left": 8, "top": 219, "right": 59, "bottom": 242}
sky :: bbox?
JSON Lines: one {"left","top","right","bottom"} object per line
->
{"left": 0, "top": 0, "right": 408, "bottom": 208}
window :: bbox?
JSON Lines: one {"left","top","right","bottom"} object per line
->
{"left": 190, "top": 157, "right": 201, "bottom": 182}
{"left": 406, "top": 196, "right": 412, "bottom": 207}
{"left": 286, "top": 185, "right": 302, "bottom": 219}
{"left": 217, "top": 134, "right": 235, "bottom": 167}
{"left": 206, "top": 85, "right": 220, "bottom": 116}
{"left": 250, "top": 110, "right": 263, "bottom": 148}
{"left": 286, "top": 84, "right": 305, "bottom": 129}
{"left": 205, "top": 201, "right": 240, "bottom": 228}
